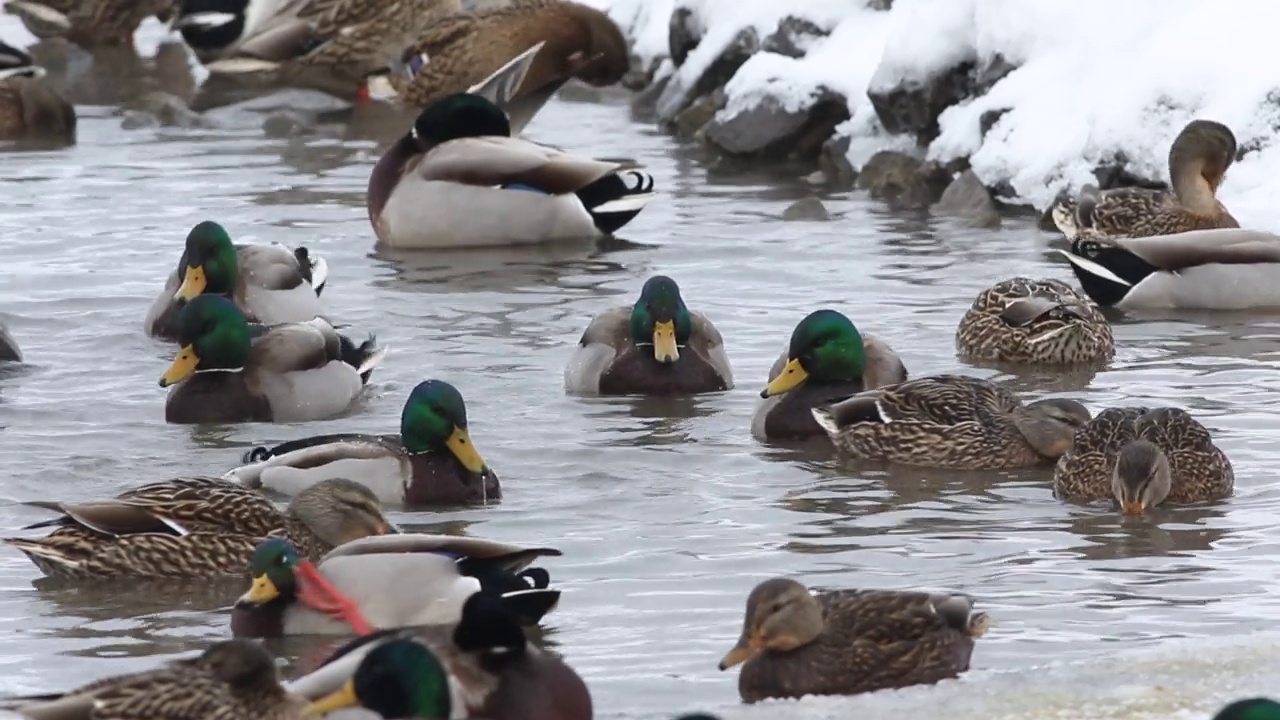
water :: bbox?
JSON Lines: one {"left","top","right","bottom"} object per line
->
{"left": 2, "top": 22, "right": 1280, "bottom": 720}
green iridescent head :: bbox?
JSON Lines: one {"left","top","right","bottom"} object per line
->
{"left": 629, "top": 275, "right": 693, "bottom": 364}
{"left": 1215, "top": 699, "right": 1280, "bottom": 720}
{"left": 401, "top": 380, "right": 489, "bottom": 474}
{"left": 175, "top": 221, "right": 239, "bottom": 301}
{"left": 760, "top": 309, "right": 866, "bottom": 398}
{"left": 237, "top": 538, "right": 300, "bottom": 606}
{"left": 307, "top": 639, "right": 453, "bottom": 719}
{"left": 159, "top": 294, "right": 252, "bottom": 387}
{"left": 413, "top": 93, "right": 511, "bottom": 147}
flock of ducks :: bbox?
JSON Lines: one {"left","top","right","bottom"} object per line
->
{"left": 0, "top": 0, "right": 1279, "bottom": 718}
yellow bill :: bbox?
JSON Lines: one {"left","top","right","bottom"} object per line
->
{"left": 652, "top": 320, "right": 679, "bottom": 363}
{"left": 446, "top": 426, "right": 488, "bottom": 474}
{"left": 238, "top": 574, "right": 279, "bottom": 605}
{"left": 174, "top": 264, "right": 207, "bottom": 301}
{"left": 760, "top": 357, "right": 808, "bottom": 398}
{"left": 1120, "top": 499, "right": 1144, "bottom": 515}
{"left": 717, "top": 633, "right": 764, "bottom": 670}
{"left": 159, "top": 345, "right": 200, "bottom": 387}
{"left": 305, "top": 680, "right": 359, "bottom": 716}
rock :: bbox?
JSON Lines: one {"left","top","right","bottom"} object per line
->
{"left": 656, "top": 26, "right": 759, "bottom": 122}
{"left": 1092, "top": 152, "right": 1168, "bottom": 191}
{"left": 866, "top": 0, "right": 892, "bottom": 9}
{"left": 703, "top": 87, "right": 850, "bottom": 160}
{"left": 262, "top": 111, "right": 316, "bottom": 138}
{"left": 979, "top": 108, "right": 1008, "bottom": 137}
{"left": 672, "top": 88, "right": 725, "bottom": 140}
{"left": 119, "top": 92, "right": 205, "bottom": 129}
{"left": 630, "top": 73, "right": 672, "bottom": 122}
{"left": 856, "top": 150, "right": 951, "bottom": 209}
{"left": 934, "top": 170, "right": 1001, "bottom": 228}
{"left": 973, "top": 54, "right": 1016, "bottom": 95}
{"left": 868, "top": 53, "right": 1018, "bottom": 142}
{"left": 761, "top": 16, "right": 829, "bottom": 59}
{"left": 783, "top": 197, "right": 831, "bottom": 221}
{"left": 669, "top": 7, "right": 701, "bottom": 67}
{"left": 817, "top": 134, "right": 856, "bottom": 190}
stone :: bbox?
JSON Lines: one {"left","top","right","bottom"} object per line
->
{"left": 671, "top": 88, "right": 725, "bottom": 140}
{"left": 817, "top": 134, "right": 856, "bottom": 190}
{"left": 979, "top": 108, "right": 1008, "bottom": 137}
{"left": 856, "top": 150, "right": 951, "bottom": 209}
{"left": 703, "top": 87, "right": 851, "bottom": 160}
{"left": 656, "top": 26, "right": 759, "bottom": 122}
{"left": 866, "top": 0, "right": 892, "bottom": 9}
{"left": 630, "top": 73, "right": 672, "bottom": 122}
{"left": 669, "top": 7, "right": 701, "bottom": 67}
{"left": 120, "top": 92, "right": 205, "bottom": 129}
{"left": 783, "top": 197, "right": 831, "bottom": 221}
{"left": 973, "top": 54, "right": 1017, "bottom": 95}
{"left": 868, "top": 53, "right": 1018, "bottom": 142}
{"left": 262, "top": 111, "right": 315, "bottom": 138}
{"left": 761, "top": 16, "right": 829, "bottom": 59}
{"left": 934, "top": 169, "right": 1001, "bottom": 228}
{"left": 1092, "top": 152, "right": 1168, "bottom": 191}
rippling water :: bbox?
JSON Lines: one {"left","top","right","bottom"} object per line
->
{"left": 1, "top": 20, "right": 1279, "bottom": 720}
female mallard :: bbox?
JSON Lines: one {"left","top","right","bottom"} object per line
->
{"left": 3, "top": 477, "right": 393, "bottom": 579}
{"left": 0, "top": 40, "right": 75, "bottom": 145}
{"left": 717, "top": 577, "right": 989, "bottom": 703}
{"left": 565, "top": 275, "right": 732, "bottom": 396}
{"left": 1052, "top": 120, "right": 1240, "bottom": 240}
{"left": 226, "top": 379, "right": 500, "bottom": 506}
{"left": 1058, "top": 227, "right": 1280, "bottom": 310}
{"left": 751, "top": 309, "right": 907, "bottom": 442}
{"left": 810, "top": 374, "right": 1092, "bottom": 469}
{"left": 1053, "top": 406, "right": 1234, "bottom": 514}
{"left": 955, "top": 277, "right": 1114, "bottom": 365}
{"left": 230, "top": 533, "right": 562, "bottom": 637}
{"left": 145, "top": 220, "right": 328, "bottom": 340}
{"left": 158, "top": 295, "right": 384, "bottom": 424}
{"left": 2, "top": 639, "right": 306, "bottom": 720}
{"left": 5, "top": 0, "right": 175, "bottom": 47}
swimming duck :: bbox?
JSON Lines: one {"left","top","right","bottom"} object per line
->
{"left": 145, "top": 220, "right": 328, "bottom": 340}
{"left": 955, "top": 277, "right": 1114, "bottom": 365}
{"left": 289, "top": 592, "right": 592, "bottom": 720}
{"left": 3, "top": 477, "right": 393, "bottom": 579}
{"left": 1058, "top": 227, "right": 1280, "bottom": 310}
{"left": 0, "top": 40, "right": 75, "bottom": 145}
{"left": 158, "top": 295, "right": 384, "bottom": 424}
{"left": 226, "top": 379, "right": 500, "bottom": 506}
{"left": 230, "top": 533, "right": 562, "bottom": 637}
{"left": 717, "top": 577, "right": 989, "bottom": 703}
{"left": 751, "top": 309, "right": 907, "bottom": 442}
{"left": 565, "top": 275, "right": 733, "bottom": 396}
{"left": 1053, "top": 406, "right": 1234, "bottom": 514}
{"left": 5, "top": 0, "right": 176, "bottom": 47}
{"left": 810, "top": 374, "right": 1092, "bottom": 469}
{"left": 1214, "top": 699, "right": 1280, "bottom": 720}
{"left": 1052, "top": 120, "right": 1240, "bottom": 240}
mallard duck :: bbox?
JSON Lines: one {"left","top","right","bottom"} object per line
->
{"left": 1053, "top": 120, "right": 1240, "bottom": 240}
{"left": 289, "top": 592, "right": 592, "bottom": 720}
{"left": 565, "top": 275, "right": 733, "bottom": 396}
{"left": 810, "top": 374, "right": 1092, "bottom": 469}
{"left": 158, "top": 295, "right": 384, "bottom": 424}
{"left": 226, "top": 379, "right": 500, "bottom": 506}
{"left": 1214, "top": 699, "right": 1280, "bottom": 720}
{"left": 1058, "top": 227, "right": 1280, "bottom": 309}
{"left": 955, "top": 277, "right": 1114, "bottom": 365}
{"left": 145, "top": 220, "right": 328, "bottom": 340}
{"left": 0, "top": 40, "right": 75, "bottom": 145}
{"left": 3, "top": 477, "right": 393, "bottom": 579}
{"left": 1, "top": 639, "right": 306, "bottom": 720}
{"left": 230, "top": 533, "right": 561, "bottom": 637}
{"left": 751, "top": 309, "right": 907, "bottom": 442}
{"left": 717, "top": 577, "right": 989, "bottom": 703}
{"left": 1053, "top": 406, "right": 1234, "bottom": 513}
{"left": 5, "top": 0, "right": 176, "bottom": 47}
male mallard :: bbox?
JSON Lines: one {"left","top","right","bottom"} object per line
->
{"left": 1214, "top": 699, "right": 1280, "bottom": 720}
{"left": 0, "top": 40, "right": 75, "bottom": 145}
{"left": 1052, "top": 120, "right": 1240, "bottom": 240}
{"left": 955, "top": 277, "right": 1114, "bottom": 365}
{"left": 145, "top": 220, "right": 328, "bottom": 340}
{"left": 5, "top": 0, "right": 175, "bottom": 47}
{"left": 159, "top": 295, "right": 384, "bottom": 424}
{"left": 3, "top": 477, "right": 393, "bottom": 579}
{"left": 717, "top": 577, "right": 989, "bottom": 703}
{"left": 1053, "top": 406, "right": 1234, "bottom": 514}
{"left": 810, "top": 374, "right": 1092, "bottom": 470}
{"left": 230, "top": 533, "right": 561, "bottom": 637}
{"left": 565, "top": 275, "right": 732, "bottom": 396}
{"left": 1057, "top": 228, "right": 1280, "bottom": 310}
{"left": 227, "top": 379, "right": 500, "bottom": 506}
{"left": 751, "top": 309, "right": 907, "bottom": 442}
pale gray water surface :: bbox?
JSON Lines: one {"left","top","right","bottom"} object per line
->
{"left": 1, "top": 20, "right": 1280, "bottom": 720}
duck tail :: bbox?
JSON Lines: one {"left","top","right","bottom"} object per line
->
{"left": 293, "top": 246, "right": 329, "bottom": 296}
{"left": 2, "top": 537, "right": 83, "bottom": 576}
{"left": 498, "top": 588, "right": 561, "bottom": 626}
{"left": 338, "top": 334, "right": 387, "bottom": 384}
{"left": 576, "top": 169, "right": 656, "bottom": 234}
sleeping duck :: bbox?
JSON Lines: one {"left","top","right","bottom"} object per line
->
{"left": 1052, "top": 119, "right": 1240, "bottom": 240}
{"left": 565, "top": 275, "right": 732, "bottom": 396}
{"left": 159, "top": 295, "right": 384, "bottom": 424}
{"left": 955, "top": 277, "right": 1113, "bottom": 365}
{"left": 145, "top": 220, "right": 328, "bottom": 340}
{"left": 1058, "top": 227, "right": 1280, "bottom": 309}
{"left": 752, "top": 309, "right": 907, "bottom": 442}
{"left": 226, "top": 379, "right": 500, "bottom": 506}
{"left": 0, "top": 40, "right": 75, "bottom": 145}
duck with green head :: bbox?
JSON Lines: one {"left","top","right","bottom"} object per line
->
{"left": 752, "top": 309, "right": 907, "bottom": 441}
{"left": 1215, "top": 700, "right": 1280, "bottom": 720}
{"left": 159, "top": 295, "right": 384, "bottom": 424}
{"left": 145, "top": 220, "right": 328, "bottom": 341}
{"left": 566, "top": 275, "right": 733, "bottom": 396}
{"left": 226, "top": 379, "right": 500, "bottom": 506}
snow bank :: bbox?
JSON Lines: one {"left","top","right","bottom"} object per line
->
{"left": 578, "top": 0, "right": 676, "bottom": 71}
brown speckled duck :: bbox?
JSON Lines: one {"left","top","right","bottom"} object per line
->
{"left": 718, "top": 577, "right": 989, "bottom": 703}
{"left": 1053, "top": 406, "right": 1234, "bottom": 513}
{"left": 5, "top": 0, "right": 175, "bottom": 47}
{"left": 955, "top": 277, "right": 1114, "bottom": 366}
{"left": 0, "top": 40, "right": 75, "bottom": 145}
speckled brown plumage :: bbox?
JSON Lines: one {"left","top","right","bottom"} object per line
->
{"left": 955, "top": 277, "right": 1114, "bottom": 365}
{"left": 0, "top": 76, "right": 75, "bottom": 144}
{"left": 5, "top": 0, "right": 176, "bottom": 47}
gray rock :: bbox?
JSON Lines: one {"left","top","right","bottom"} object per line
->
{"left": 857, "top": 150, "right": 951, "bottom": 209}
{"left": 866, "top": 0, "right": 893, "bottom": 9}
{"left": 631, "top": 73, "right": 672, "bottom": 122}
{"left": 120, "top": 92, "right": 205, "bottom": 129}
{"left": 703, "top": 86, "right": 850, "bottom": 159}
{"left": 973, "top": 54, "right": 1016, "bottom": 95}
{"left": 262, "top": 111, "right": 316, "bottom": 139}
{"left": 656, "top": 26, "right": 759, "bottom": 122}
{"left": 868, "top": 53, "right": 1018, "bottom": 142}
{"left": 669, "top": 7, "right": 701, "bottom": 67}
{"left": 783, "top": 197, "right": 831, "bottom": 221}
{"left": 761, "top": 16, "right": 829, "bottom": 59}
{"left": 817, "top": 134, "right": 856, "bottom": 190}
{"left": 934, "top": 170, "right": 1001, "bottom": 228}
{"left": 979, "top": 108, "right": 1008, "bottom": 137}
{"left": 672, "top": 88, "right": 726, "bottom": 140}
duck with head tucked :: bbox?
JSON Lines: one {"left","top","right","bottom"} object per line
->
{"left": 158, "top": 295, "right": 384, "bottom": 424}
{"left": 0, "top": 39, "right": 75, "bottom": 145}
{"left": 1053, "top": 406, "right": 1234, "bottom": 514}
{"left": 956, "top": 277, "right": 1113, "bottom": 366}
{"left": 5, "top": 0, "right": 175, "bottom": 48}
{"left": 718, "top": 577, "right": 989, "bottom": 703}
{"left": 565, "top": 275, "right": 732, "bottom": 397}
{"left": 752, "top": 309, "right": 906, "bottom": 442}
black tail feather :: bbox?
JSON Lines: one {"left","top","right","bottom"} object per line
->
{"left": 575, "top": 169, "right": 655, "bottom": 234}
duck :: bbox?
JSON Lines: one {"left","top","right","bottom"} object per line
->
{"left": 368, "top": 45, "right": 655, "bottom": 249}
{"left": 0, "top": 316, "right": 21, "bottom": 362}
{"left": 288, "top": 592, "right": 592, "bottom": 720}
{"left": 226, "top": 379, "right": 500, "bottom": 506}
{"left": 717, "top": 577, "right": 989, "bottom": 703}
{"left": 1052, "top": 119, "right": 1240, "bottom": 240}
{"left": 145, "top": 220, "right": 328, "bottom": 340}
{"left": 5, "top": 0, "right": 176, "bottom": 47}
{"left": 1214, "top": 699, "right": 1280, "bottom": 720}
{"left": 565, "top": 275, "right": 733, "bottom": 396}
{"left": 1057, "top": 227, "right": 1280, "bottom": 310}
{"left": 229, "top": 533, "right": 562, "bottom": 637}
{"left": 158, "top": 295, "right": 384, "bottom": 424}
{"left": 1052, "top": 406, "right": 1234, "bottom": 514}
{"left": 810, "top": 374, "right": 1092, "bottom": 470}
{"left": 3, "top": 477, "right": 394, "bottom": 579}
{"left": 955, "top": 277, "right": 1114, "bottom": 365}
{"left": 751, "top": 309, "right": 907, "bottom": 442}
{"left": 0, "top": 40, "right": 75, "bottom": 145}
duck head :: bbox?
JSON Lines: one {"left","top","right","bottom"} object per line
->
{"left": 761, "top": 309, "right": 867, "bottom": 398}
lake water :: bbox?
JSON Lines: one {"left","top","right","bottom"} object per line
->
{"left": 1, "top": 19, "right": 1279, "bottom": 720}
